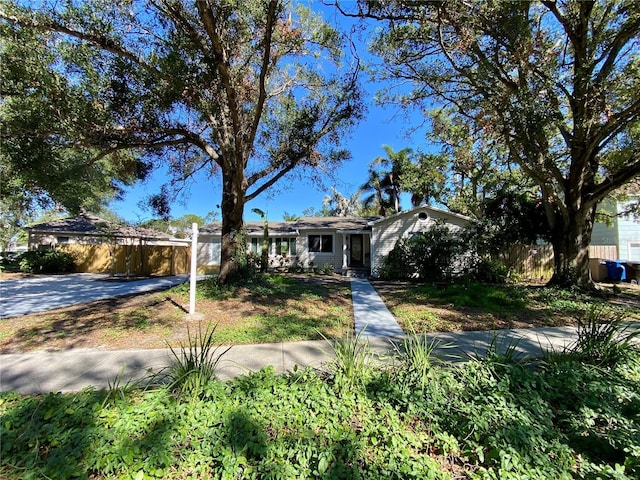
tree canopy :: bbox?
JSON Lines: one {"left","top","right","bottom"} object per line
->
{"left": 339, "top": 0, "right": 640, "bottom": 287}
{"left": 1, "top": 0, "right": 363, "bottom": 282}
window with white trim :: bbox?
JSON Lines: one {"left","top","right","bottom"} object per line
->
{"left": 308, "top": 234, "right": 333, "bottom": 253}
{"left": 250, "top": 238, "right": 260, "bottom": 254}
{"left": 276, "top": 237, "right": 296, "bottom": 255}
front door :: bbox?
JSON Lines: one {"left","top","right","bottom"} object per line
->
{"left": 350, "top": 234, "right": 363, "bottom": 267}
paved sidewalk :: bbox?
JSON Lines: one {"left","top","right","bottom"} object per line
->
{"left": 0, "top": 274, "right": 188, "bottom": 318}
{"left": 0, "top": 326, "right": 582, "bottom": 394}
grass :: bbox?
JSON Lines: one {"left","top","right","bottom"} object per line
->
{"left": 0, "top": 274, "right": 353, "bottom": 352}
{"left": 2, "top": 278, "right": 639, "bottom": 478}
{"left": 374, "top": 281, "right": 640, "bottom": 334}
{"left": 2, "top": 274, "right": 639, "bottom": 353}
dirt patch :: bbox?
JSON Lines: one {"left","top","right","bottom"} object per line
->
{"left": 0, "top": 272, "right": 33, "bottom": 281}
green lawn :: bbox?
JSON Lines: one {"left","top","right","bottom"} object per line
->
{"left": 374, "top": 281, "right": 640, "bottom": 333}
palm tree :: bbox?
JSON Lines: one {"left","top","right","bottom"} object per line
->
{"left": 360, "top": 145, "right": 412, "bottom": 216}
{"left": 360, "top": 168, "right": 392, "bottom": 216}
{"left": 282, "top": 211, "right": 300, "bottom": 221}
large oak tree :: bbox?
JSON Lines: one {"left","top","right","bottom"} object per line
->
{"left": 339, "top": 0, "right": 640, "bottom": 287}
{"left": 1, "top": 0, "right": 362, "bottom": 283}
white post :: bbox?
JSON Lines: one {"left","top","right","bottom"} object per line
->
{"left": 189, "top": 222, "right": 198, "bottom": 315}
{"left": 342, "top": 235, "right": 348, "bottom": 270}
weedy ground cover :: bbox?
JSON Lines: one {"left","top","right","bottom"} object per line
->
{"left": 375, "top": 281, "right": 640, "bottom": 333}
{"left": 2, "top": 316, "right": 639, "bottom": 479}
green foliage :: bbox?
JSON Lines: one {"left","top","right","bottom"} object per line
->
{"left": 476, "top": 191, "right": 551, "bottom": 253}
{"left": 379, "top": 220, "right": 517, "bottom": 284}
{"left": 1, "top": 0, "right": 363, "bottom": 285}
{"left": 472, "top": 257, "right": 510, "bottom": 284}
{"left": 0, "top": 251, "right": 20, "bottom": 272}
{"left": 17, "top": 250, "right": 76, "bottom": 274}
{"left": 551, "top": 306, "right": 640, "bottom": 367}
{"left": 322, "top": 328, "right": 373, "bottom": 390}
{"left": 2, "top": 347, "right": 640, "bottom": 479}
{"left": 0, "top": 14, "right": 146, "bottom": 215}
{"left": 394, "top": 329, "right": 442, "bottom": 387}
{"left": 379, "top": 221, "right": 466, "bottom": 281}
{"left": 361, "top": 0, "right": 640, "bottom": 287}
{"left": 163, "top": 322, "right": 230, "bottom": 398}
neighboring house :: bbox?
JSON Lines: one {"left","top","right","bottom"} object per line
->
{"left": 197, "top": 206, "right": 471, "bottom": 276}
{"left": 591, "top": 199, "right": 640, "bottom": 261}
{"left": 27, "top": 213, "right": 176, "bottom": 248}
{"left": 589, "top": 198, "right": 640, "bottom": 282}
{"left": 26, "top": 213, "right": 190, "bottom": 275}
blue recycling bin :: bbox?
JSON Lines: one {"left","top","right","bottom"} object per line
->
{"left": 605, "top": 260, "right": 627, "bottom": 281}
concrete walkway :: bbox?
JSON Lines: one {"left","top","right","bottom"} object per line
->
{"left": 352, "top": 278, "right": 404, "bottom": 338}
{"left": 0, "top": 274, "right": 188, "bottom": 318}
{"left": 0, "top": 276, "right": 587, "bottom": 394}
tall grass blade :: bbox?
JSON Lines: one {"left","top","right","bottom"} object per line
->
{"left": 320, "top": 326, "right": 372, "bottom": 389}
{"left": 166, "top": 322, "right": 231, "bottom": 397}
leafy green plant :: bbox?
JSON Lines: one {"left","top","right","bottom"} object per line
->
{"left": 380, "top": 221, "right": 467, "bottom": 281}
{"left": 321, "top": 328, "right": 373, "bottom": 389}
{"left": 17, "top": 249, "right": 76, "bottom": 273}
{"left": 102, "top": 366, "right": 143, "bottom": 407}
{"left": 0, "top": 252, "right": 21, "bottom": 272}
{"left": 1, "top": 348, "right": 639, "bottom": 479}
{"left": 394, "top": 328, "right": 442, "bottom": 387}
{"left": 472, "top": 257, "right": 510, "bottom": 284}
{"left": 164, "top": 322, "right": 230, "bottom": 397}
{"left": 557, "top": 305, "right": 640, "bottom": 366}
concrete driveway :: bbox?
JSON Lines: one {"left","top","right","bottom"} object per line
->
{"left": 0, "top": 273, "right": 188, "bottom": 318}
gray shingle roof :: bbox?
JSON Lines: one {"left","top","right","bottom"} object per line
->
{"left": 27, "top": 214, "right": 171, "bottom": 240}
{"left": 200, "top": 216, "right": 379, "bottom": 235}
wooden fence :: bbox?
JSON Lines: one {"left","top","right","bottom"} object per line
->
{"left": 60, "top": 244, "right": 190, "bottom": 276}
{"left": 496, "top": 244, "right": 619, "bottom": 281}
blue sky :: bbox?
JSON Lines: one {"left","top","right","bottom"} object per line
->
{"left": 108, "top": 2, "right": 430, "bottom": 225}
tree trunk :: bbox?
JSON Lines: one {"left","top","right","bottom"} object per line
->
{"left": 548, "top": 205, "right": 596, "bottom": 289}
{"left": 218, "top": 168, "right": 247, "bottom": 284}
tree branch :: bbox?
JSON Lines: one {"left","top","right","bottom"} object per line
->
{"left": 196, "top": 1, "right": 243, "bottom": 166}
{"left": 0, "top": 8, "right": 162, "bottom": 77}
{"left": 248, "top": 1, "right": 278, "bottom": 157}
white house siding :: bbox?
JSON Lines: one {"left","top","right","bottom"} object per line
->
{"left": 370, "top": 207, "right": 469, "bottom": 277}
{"left": 196, "top": 232, "right": 343, "bottom": 272}
{"left": 297, "top": 230, "right": 344, "bottom": 271}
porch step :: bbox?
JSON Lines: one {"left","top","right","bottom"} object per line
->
{"left": 342, "top": 267, "right": 370, "bottom": 278}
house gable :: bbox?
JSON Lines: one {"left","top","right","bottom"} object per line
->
{"left": 369, "top": 206, "right": 471, "bottom": 277}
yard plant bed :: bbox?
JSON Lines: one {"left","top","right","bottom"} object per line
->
{"left": 1, "top": 345, "right": 639, "bottom": 478}
{"left": 0, "top": 274, "right": 352, "bottom": 353}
